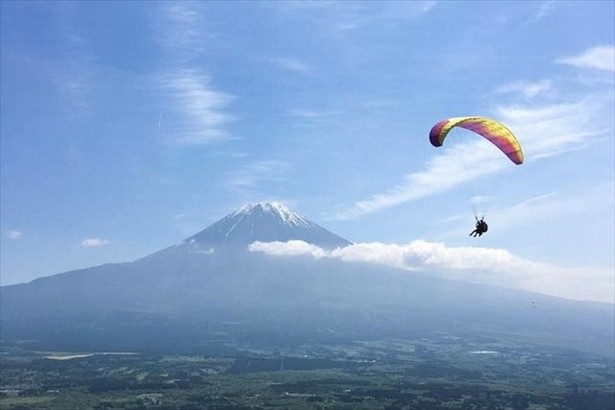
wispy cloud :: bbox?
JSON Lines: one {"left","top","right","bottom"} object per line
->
{"left": 80, "top": 238, "right": 110, "bottom": 248}
{"left": 272, "top": 1, "right": 436, "bottom": 33}
{"left": 335, "top": 93, "right": 611, "bottom": 220}
{"left": 557, "top": 46, "right": 615, "bottom": 72}
{"left": 335, "top": 139, "right": 506, "bottom": 220}
{"left": 287, "top": 109, "right": 342, "bottom": 119}
{"left": 154, "top": 3, "right": 235, "bottom": 145}
{"left": 361, "top": 99, "right": 400, "bottom": 109}
{"left": 157, "top": 2, "right": 211, "bottom": 60}
{"left": 162, "top": 69, "right": 236, "bottom": 145}
{"left": 497, "top": 188, "right": 613, "bottom": 231}
{"left": 524, "top": 1, "right": 557, "bottom": 24}
{"left": 51, "top": 11, "right": 97, "bottom": 115}
{"left": 226, "top": 159, "right": 291, "bottom": 197}
{"left": 7, "top": 230, "right": 24, "bottom": 240}
{"left": 434, "top": 181, "right": 614, "bottom": 243}
{"left": 208, "top": 150, "right": 251, "bottom": 159}
{"left": 286, "top": 109, "right": 343, "bottom": 131}
{"left": 495, "top": 96, "right": 611, "bottom": 159}
{"left": 249, "top": 240, "right": 614, "bottom": 303}
{"left": 494, "top": 79, "right": 553, "bottom": 98}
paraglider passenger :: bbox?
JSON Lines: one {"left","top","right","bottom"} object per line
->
{"left": 470, "top": 216, "right": 488, "bottom": 237}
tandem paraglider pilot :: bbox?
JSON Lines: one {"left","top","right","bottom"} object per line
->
{"left": 428, "top": 116, "right": 523, "bottom": 240}
{"left": 470, "top": 216, "right": 488, "bottom": 237}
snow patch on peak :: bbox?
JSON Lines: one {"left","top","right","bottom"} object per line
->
{"left": 231, "top": 202, "right": 313, "bottom": 228}
{"left": 232, "top": 204, "right": 254, "bottom": 215}
{"left": 260, "top": 202, "right": 313, "bottom": 228}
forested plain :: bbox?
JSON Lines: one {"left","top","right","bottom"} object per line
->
{"left": 1, "top": 332, "right": 613, "bottom": 410}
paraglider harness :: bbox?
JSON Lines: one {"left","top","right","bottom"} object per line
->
{"left": 470, "top": 216, "right": 488, "bottom": 237}
{"left": 477, "top": 218, "right": 488, "bottom": 233}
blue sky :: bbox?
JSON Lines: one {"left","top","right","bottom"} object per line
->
{"left": 1, "top": 1, "right": 614, "bottom": 302}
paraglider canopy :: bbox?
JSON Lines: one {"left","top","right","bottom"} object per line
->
{"left": 429, "top": 116, "right": 524, "bottom": 165}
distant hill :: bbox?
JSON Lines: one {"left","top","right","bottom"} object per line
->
{"left": 1, "top": 203, "right": 613, "bottom": 357}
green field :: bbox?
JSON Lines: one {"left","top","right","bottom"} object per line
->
{"left": 1, "top": 335, "right": 613, "bottom": 410}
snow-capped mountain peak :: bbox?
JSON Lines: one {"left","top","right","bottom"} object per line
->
{"left": 182, "top": 202, "right": 351, "bottom": 249}
{"left": 232, "top": 202, "right": 313, "bottom": 228}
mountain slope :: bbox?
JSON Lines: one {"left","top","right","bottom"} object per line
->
{"left": 1, "top": 203, "right": 613, "bottom": 357}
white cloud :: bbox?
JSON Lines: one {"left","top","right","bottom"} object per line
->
{"left": 249, "top": 240, "right": 614, "bottom": 303}
{"left": 7, "top": 230, "right": 24, "bottom": 240}
{"left": 494, "top": 79, "right": 552, "bottom": 98}
{"left": 154, "top": 4, "right": 234, "bottom": 145}
{"left": 334, "top": 138, "right": 513, "bottom": 220}
{"left": 557, "top": 46, "right": 615, "bottom": 72}
{"left": 250, "top": 240, "right": 328, "bottom": 258}
{"left": 162, "top": 69, "right": 236, "bottom": 145}
{"left": 80, "top": 238, "right": 110, "bottom": 248}
{"left": 335, "top": 93, "right": 611, "bottom": 219}
{"left": 495, "top": 97, "right": 611, "bottom": 160}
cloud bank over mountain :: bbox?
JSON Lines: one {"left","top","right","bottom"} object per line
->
{"left": 249, "top": 239, "right": 614, "bottom": 303}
